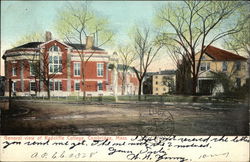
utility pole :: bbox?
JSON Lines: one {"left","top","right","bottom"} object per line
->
{"left": 112, "top": 52, "right": 119, "bottom": 102}
{"left": 8, "top": 78, "right": 12, "bottom": 109}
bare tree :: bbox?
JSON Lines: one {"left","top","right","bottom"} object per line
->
{"left": 224, "top": 3, "right": 250, "bottom": 56}
{"left": 117, "top": 44, "right": 136, "bottom": 95}
{"left": 131, "top": 25, "right": 163, "bottom": 100}
{"left": 31, "top": 49, "right": 65, "bottom": 99}
{"left": 55, "top": 2, "right": 114, "bottom": 100}
{"left": 11, "top": 32, "right": 44, "bottom": 47}
{"left": 156, "top": 1, "right": 245, "bottom": 94}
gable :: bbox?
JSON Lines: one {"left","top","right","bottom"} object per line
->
{"left": 195, "top": 52, "right": 214, "bottom": 61}
{"left": 39, "top": 39, "right": 70, "bottom": 49}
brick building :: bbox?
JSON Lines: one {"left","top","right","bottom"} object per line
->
{"left": 2, "top": 33, "right": 138, "bottom": 97}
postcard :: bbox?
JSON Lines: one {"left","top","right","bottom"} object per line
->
{"left": 0, "top": 1, "right": 249, "bottom": 161}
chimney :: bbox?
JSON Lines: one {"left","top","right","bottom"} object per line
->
{"left": 159, "top": 68, "right": 161, "bottom": 74}
{"left": 45, "top": 31, "right": 52, "bottom": 42}
{"left": 86, "top": 36, "right": 94, "bottom": 50}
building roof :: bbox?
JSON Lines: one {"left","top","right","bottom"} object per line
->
{"left": 66, "top": 43, "right": 104, "bottom": 51}
{"left": 157, "top": 70, "right": 176, "bottom": 75}
{"left": 204, "top": 45, "right": 247, "bottom": 61}
{"left": 146, "top": 70, "right": 176, "bottom": 76}
{"left": 7, "top": 41, "right": 104, "bottom": 51}
{"left": 12, "top": 42, "right": 43, "bottom": 49}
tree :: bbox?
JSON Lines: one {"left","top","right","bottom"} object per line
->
{"left": 143, "top": 76, "right": 152, "bottom": 94}
{"left": 162, "top": 76, "right": 175, "bottom": 94}
{"left": 131, "top": 25, "right": 163, "bottom": 100}
{"left": 117, "top": 44, "right": 136, "bottom": 95}
{"left": 155, "top": 1, "right": 245, "bottom": 94}
{"left": 223, "top": 3, "right": 250, "bottom": 80}
{"left": 224, "top": 4, "right": 250, "bottom": 56}
{"left": 31, "top": 48, "right": 65, "bottom": 99}
{"left": 12, "top": 32, "right": 44, "bottom": 47}
{"left": 55, "top": 2, "right": 114, "bottom": 100}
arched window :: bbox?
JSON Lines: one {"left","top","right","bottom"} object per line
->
{"left": 49, "top": 46, "right": 62, "bottom": 73}
{"left": 49, "top": 45, "right": 60, "bottom": 52}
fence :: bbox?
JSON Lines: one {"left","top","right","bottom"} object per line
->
{"left": 0, "top": 94, "right": 244, "bottom": 104}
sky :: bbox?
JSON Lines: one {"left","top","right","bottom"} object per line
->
{"left": 1, "top": 1, "right": 241, "bottom": 76}
{"left": 1, "top": 1, "right": 177, "bottom": 75}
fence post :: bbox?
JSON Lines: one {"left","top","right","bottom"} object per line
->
{"left": 160, "top": 95, "right": 163, "bottom": 103}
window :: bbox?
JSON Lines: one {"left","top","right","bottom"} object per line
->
{"left": 97, "top": 82, "right": 103, "bottom": 91}
{"left": 12, "top": 67, "right": 17, "bottom": 76}
{"left": 155, "top": 76, "right": 158, "bottom": 79}
{"left": 236, "top": 61, "right": 241, "bottom": 71}
{"left": 201, "top": 55, "right": 206, "bottom": 60}
{"left": 74, "top": 62, "right": 81, "bottom": 76}
{"left": 75, "top": 81, "right": 80, "bottom": 91}
{"left": 222, "top": 62, "right": 227, "bottom": 72}
{"left": 49, "top": 45, "right": 60, "bottom": 52}
{"left": 12, "top": 81, "right": 16, "bottom": 92}
{"left": 200, "top": 62, "right": 210, "bottom": 71}
{"left": 97, "top": 63, "right": 104, "bottom": 77}
{"left": 207, "top": 63, "right": 210, "bottom": 70}
{"left": 156, "top": 88, "right": 158, "bottom": 91}
{"left": 54, "top": 81, "right": 62, "bottom": 91}
{"left": 49, "top": 46, "right": 62, "bottom": 73}
{"left": 236, "top": 78, "right": 241, "bottom": 88}
{"left": 30, "top": 82, "right": 36, "bottom": 91}
{"left": 49, "top": 81, "right": 53, "bottom": 91}
{"left": 30, "top": 63, "right": 36, "bottom": 76}
{"left": 49, "top": 81, "right": 62, "bottom": 91}
{"left": 155, "top": 81, "right": 158, "bottom": 85}
{"left": 163, "top": 88, "right": 166, "bottom": 91}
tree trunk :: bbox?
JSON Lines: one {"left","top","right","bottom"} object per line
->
{"left": 192, "top": 74, "right": 197, "bottom": 95}
{"left": 138, "top": 80, "right": 142, "bottom": 101}
{"left": 192, "top": 59, "right": 197, "bottom": 95}
{"left": 82, "top": 64, "right": 86, "bottom": 101}
{"left": 121, "top": 79, "right": 125, "bottom": 95}
{"left": 46, "top": 81, "right": 50, "bottom": 99}
{"left": 121, "top": 72, "right": 127, "bottom": 95}
{"left": 82, "top": 81, "right": 86, "bottom": 101}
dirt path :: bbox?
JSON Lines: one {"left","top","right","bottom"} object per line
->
{"left": 1, "top": 101, "right": 249, "bottom": 135}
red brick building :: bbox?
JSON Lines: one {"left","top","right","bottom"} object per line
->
{"left": 2, "top": 34, "right": 138, "bottom": 96}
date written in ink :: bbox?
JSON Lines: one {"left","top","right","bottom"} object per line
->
{"left": 31, "top": 151, "right": 98, "bottom": 159}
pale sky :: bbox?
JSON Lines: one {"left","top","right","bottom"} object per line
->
{"left": 0, "top": 1, "right": 179, "bottom": 75}
{"left": 0, "top": 1, "right": 237, "bottom": 76}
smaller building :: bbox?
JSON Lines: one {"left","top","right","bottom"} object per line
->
{"left": 116, "top": 64, "right": 138, "bottom": 95}
{"left": 151, "top": 70, "right": 176, "bottom": 95}
{"left": 195, "top": 45, "right": 248, "bottom": 95}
